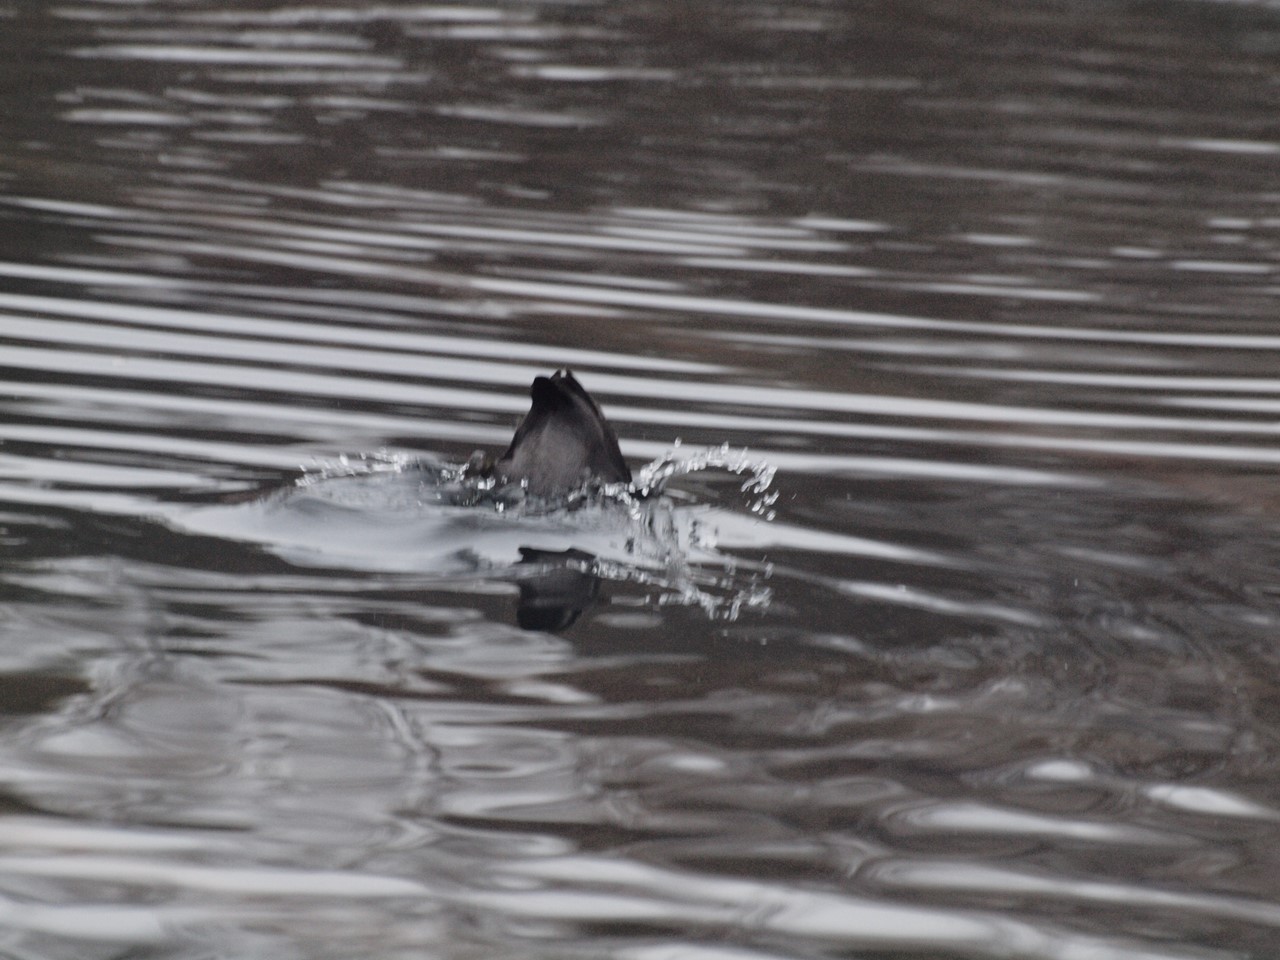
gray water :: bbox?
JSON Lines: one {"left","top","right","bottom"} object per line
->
{"left": 3, "top": 1, "right": 1280, "bottom": 958}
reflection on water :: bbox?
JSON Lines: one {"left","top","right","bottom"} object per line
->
{"left": 3, "top": 0, "right": 1280, "bottom": 958}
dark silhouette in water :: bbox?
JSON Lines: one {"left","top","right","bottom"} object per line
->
{"left": 491, "top": 370, "right": 631, "bottom": 497}
{"left": 514, "top": 547, "right": 600, "bottom": 631}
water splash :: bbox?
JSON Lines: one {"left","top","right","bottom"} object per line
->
{"left": 286, "top": 443, "right": 778, "bottom": 621}
{"left": 633, "top": 440, "right": 779, "bottom": 520}
{"left": 592, "top": 442, "right": 779, "bottom": 620}
{"left": 294, "top": 449, "right": 420, "bottom": 487}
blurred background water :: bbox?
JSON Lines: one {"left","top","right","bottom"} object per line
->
{"left": 3, "top": 1, "right": 1280, "bottom": 958}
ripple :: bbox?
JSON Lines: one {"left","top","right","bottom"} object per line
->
{"left": 0, "top": 853, "right": 426, "bottom": 897}
{"left": 870, "top": 860, "right": 1280, "bottom": 930}
{"left": 0, "top": 896, "right": 199, "bottom": 945}
{"left": 1142, "top": 784, "right": 1280, "bottom": 821}
{"left": 884, "top": 801, "right": 1180, "bottom": 846}
{"left": 75, "top": 45, "right": 402, "bottom": 68}
{"left": 486, "top": 855, "right": 1211, "bottom": 960}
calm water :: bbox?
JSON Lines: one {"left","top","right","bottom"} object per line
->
{"left": 3, "top": 1, "right": 1280, "bottom": 957}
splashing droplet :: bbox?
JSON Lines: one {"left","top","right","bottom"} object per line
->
{"left": 635, "top": 442, "right": 778, "bottom": 521}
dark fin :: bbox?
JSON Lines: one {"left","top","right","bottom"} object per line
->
{"left": 495, "top": 370, "right": 631, "bottom": 497}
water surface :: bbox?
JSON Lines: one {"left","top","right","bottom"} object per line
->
{"left": 3, "top": 1, "right": 1280, "bottom": 958}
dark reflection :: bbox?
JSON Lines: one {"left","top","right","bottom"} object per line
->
{"left": 512, "top": 547, "right": 601, "bottom": 631}
{"left": 0, "top": 672, "right": 90, "bottom": 719}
